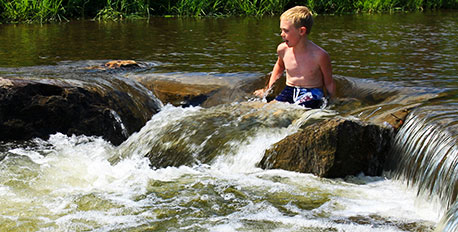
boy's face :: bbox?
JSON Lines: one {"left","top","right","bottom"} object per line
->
{"left": 280, "top": 19, "right": 306, "bottom": 47}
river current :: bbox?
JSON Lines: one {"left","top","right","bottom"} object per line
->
{"left": 0, "top": 11, "right": 456, "bottom": 231}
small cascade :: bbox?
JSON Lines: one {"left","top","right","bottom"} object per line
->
{"left": 109, "top": 109, "right": 129, "bottom": 138}
{"left": 114, "top": 103, "right": 336, "bottom": 168}
{"left": 389, "top": 106, "right": 458, "bottom": 210}
{"left": 435, "top": 201, "right": 458, "bottom": 232}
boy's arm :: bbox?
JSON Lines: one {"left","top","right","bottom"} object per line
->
{"left": 320, "top": 52, "right": 336, "bottom": 98}
{"left": 266, "top": 56, "right": 285, "bottom": 89}
{"left": 254, "top": 45, "right": 285, "bottom": 97}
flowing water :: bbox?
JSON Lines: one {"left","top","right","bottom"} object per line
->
{"left": 0, "top": 11, "right": 457, "bottom": 231}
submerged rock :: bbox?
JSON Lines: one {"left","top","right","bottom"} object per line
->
{"left": 0, "top": 77, "right": 161, "bottom": 145}
{"left": 125, "top": 73, "right": 271, "bottom": 107}
{"left": 86, "top": 60, "right": 140, "bottom": 70}
{"left": 258, "top": 117, "right": 392, "bottom": 178}
{"left": 120, "top": 102, "right": 310, "bottom": 169}
{"left": 104, "top": 60, "right": 139, "bottom": 69}
{"left": 139, "top": 77, "right": 222, "bottom": 107}
{"left": 373, "top": 108, "right": 410, "bottom": 130}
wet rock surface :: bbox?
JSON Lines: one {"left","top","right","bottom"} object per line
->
{"left": 86, "top": 60, "right": 141, "bottom": 70}
{"left": 130, "top": 102, "right": 308, "bottom": 169}
{"left": 125, "top": 72, "right": 269, "bottom": 107}
{"left": 0, "top": 61, "right": 438, "bottom": 176}
{"left": 258, "top": 117, "right": 393, "bottom": 178}
{"left": 0, "top": 76, "right": 161, "bottom": 145}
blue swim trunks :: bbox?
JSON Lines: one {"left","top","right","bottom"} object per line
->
{"left": 275, "top": 86, "right": 325, "bottom": 109}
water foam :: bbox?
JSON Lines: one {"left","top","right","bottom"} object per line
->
{"left": 0, "top": 104, "right": 442, "bottom": 231}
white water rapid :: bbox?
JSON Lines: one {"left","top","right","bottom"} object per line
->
{"left": 0, "top": 103, "right": 442, "bottom": 231}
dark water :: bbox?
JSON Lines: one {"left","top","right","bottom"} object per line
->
{"left": 0, "top": 11, "right": 457, "bottom": 231}
{"left": 1, "top": 12, "right": 456, "bottom": 87}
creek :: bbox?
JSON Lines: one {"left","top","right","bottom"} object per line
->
{"left": 0, "top": 11, "right": 456, "bottom": 231}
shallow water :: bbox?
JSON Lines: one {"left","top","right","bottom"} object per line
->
{"left": 0, "top": 10, "right": 457, "bottom": 231}
{"left": 0, "top": 105, "right": 441, "bottom": 231}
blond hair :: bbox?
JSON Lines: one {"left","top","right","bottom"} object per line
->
{"left": 280, "top": 6, "right": 314, "bottom": 34}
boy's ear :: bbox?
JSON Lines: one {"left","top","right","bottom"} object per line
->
{"left": 300, "top": 26, "right": 307, "bottom": 35}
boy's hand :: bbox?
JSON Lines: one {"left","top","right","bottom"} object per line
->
{"left": 253, "top": 89, "right": 265, "bottom": 98}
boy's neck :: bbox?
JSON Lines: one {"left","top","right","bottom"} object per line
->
{"left": 293, "top": 37, "right": 309, "bottom": 52}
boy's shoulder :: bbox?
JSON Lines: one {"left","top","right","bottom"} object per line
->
{"left": 309, "top": 41, "right": 329, "bottom": 55}
{"left": 277, "top": 42, "right": 288, "bottom": 50}
{"left": 276, "top": 42, "right": 288, "bottom": 55}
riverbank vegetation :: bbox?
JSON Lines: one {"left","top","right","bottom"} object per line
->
{"left": 0, "top": 0, "right": 456, "bottom": 23}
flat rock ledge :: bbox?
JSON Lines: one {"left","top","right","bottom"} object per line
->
{"left": 258, "top": 117, "right": 393, "bottom": 178}
{"left": 125, "top": 72, "right": 269, "bottom": 107}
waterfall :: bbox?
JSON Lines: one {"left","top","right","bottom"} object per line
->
{"left": 113, "top": 102, "right": 337, "bottom": 168}
{"left": 435, "top": 202, "right": 458, "bottom": 232}
{"left": 388, "top": 106, "right": 457, "bottom": 231}
{"left": 109, "top": 109, "right": 129, "bottom": 138}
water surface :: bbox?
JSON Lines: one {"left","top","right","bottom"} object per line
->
{"left": 0, "top": 11, "right": 457, "bottom": 231}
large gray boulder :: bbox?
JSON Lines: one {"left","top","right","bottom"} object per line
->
{"left": 258, "top": 117, "right": 393, "bottom": 178}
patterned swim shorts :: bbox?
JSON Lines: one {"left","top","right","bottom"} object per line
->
{"left": 275, "top": 85, "right": 325, "bottom": 109}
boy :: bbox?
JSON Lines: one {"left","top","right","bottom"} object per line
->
{"left": 254, "top": 6, "right": 335, "bottom": 109}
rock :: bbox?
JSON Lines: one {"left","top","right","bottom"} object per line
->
{"left": 125, "top": 73, "right": 271, "bottom": 107}
{"left": 0, "top": 77, "right": 161, "bottom": 145}
{"left": 127, "top": 101, "right": 307, "bottom": 169}
{"left": 258, "top": 117, "right": 392, "bottom": 178}
{"left": 104, "top": 60, "right": 139, "bottom": 69}
{"left": 84, "top": 61, "right": 282, "bottom": 107}
{"left": 373, "top": 108, "right": 410, "bottom": 130}
{"left": 86, "top": 60, "right": 140, "bottom": 70}
{"left": 139, "top": 78, "right": 222, "bottom": 107}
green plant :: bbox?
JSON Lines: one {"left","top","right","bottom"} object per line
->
{"left": 94, "top": 0, "right": 153, "bottom": 20}
{"left": 0, "top": 0, "right": 66, "bottom": 23}
{"left": 1, "top": 0, "right": 456, "bottom": 23}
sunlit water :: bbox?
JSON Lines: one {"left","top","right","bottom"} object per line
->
{"left": 0, "top": 105, "right": 441, "bottom": 231}
{"left": 0, "top": 11, "right": 456, "bottom": 231}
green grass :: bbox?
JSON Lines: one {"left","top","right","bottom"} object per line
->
{"left": 0, "top": 0, "right": 66, "bottom": 23}
{"left": 0, "top": 0, "right": 456, "bottom": 23}
{"left": 94, "top": 0, "right": 153, "bottom": 20}
{"left": 168, "top": 0, "right": 289, "bottom": 16}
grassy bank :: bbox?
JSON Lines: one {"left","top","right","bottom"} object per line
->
{"left": 0, "top": 0, "right": 456, "bottom": 23}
